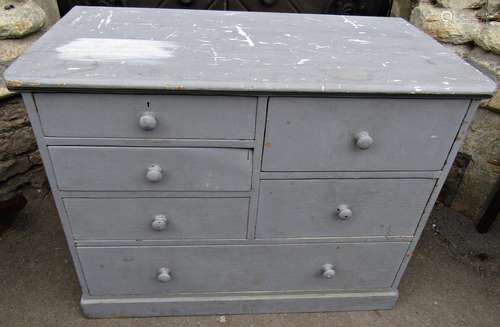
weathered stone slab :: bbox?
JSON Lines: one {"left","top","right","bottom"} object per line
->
{"left": 436, "top": 0, "right": 486, "bottom": 9}
{"left": 0, "top": 96, "right": 45, "bottom": 200}
{"left": 442, "top": 42, "right": 474, "bottom": 57}
{"left": 467, "top": 46, "right": 500, "bottom": 79}
{"left": 475, "top": 22, "right": 500, "bottom": 55}
{"left": 451, "top": 108, "right": 500, "bottom": 221}
{"left": 0, "top": 0, "right": 45, "bottom": 39}
{"left": 486, "top": 0, "right": 500, "bottom": 14}
{"left": 467, "top": 47, "right": 500, "bottom": 112}
{"left": 411, "top": 2, "right": 482, "bottom": 44}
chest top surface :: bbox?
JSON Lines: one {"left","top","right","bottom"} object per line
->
{"left": 5, "top": 6, "right": 495, "bottom": 96}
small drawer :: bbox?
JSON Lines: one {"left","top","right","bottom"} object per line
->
{"left": 35, "top": 94, "right": 257, "bottom": 140}
{"left": 256, "top": 179, "right": 435, "bottom": 239}
{"left": 49, "top": 146, "right": 252, "bottom": 191}
{"left": 262, "top": 98, "right": 469, "bottom": 171}
{"left": 78, "top": 242, "right": 409, "bottom": 296}
{"left": 65, "top": 197, "right": 249, "bottom": 240}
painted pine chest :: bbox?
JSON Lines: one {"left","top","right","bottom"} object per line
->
{"left": 5, "top": 6, "right": 495, "bottom": 317}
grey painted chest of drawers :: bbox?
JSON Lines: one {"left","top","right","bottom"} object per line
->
{"left": 5, "top": 6, "right": 495, "bottom": 317}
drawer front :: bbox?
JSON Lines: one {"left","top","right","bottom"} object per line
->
{"left": 78, "top": 242, "right": 409, "bottom": 296}
{"left": 256, "top": 179, "right": 435, "bottom": 239}
{"left": 35, "top": 94, "right": 257, "bottom": 139}
{"left": 65, "top": 197, "right": 249, "bottom": 240}
{"left": 49, "top": 147, "right": 252, "bottom": 191}
{"left": 262, "top": 98, "right": 468, "bottom": 171}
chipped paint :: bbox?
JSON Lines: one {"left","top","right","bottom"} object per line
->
{"left": 235, "top": 25, "right": 255, "bottom": 47}
{"left": 342, "top": 15, "right": 363, "bottom": 29}
{"left": 347, "top": 39, "right": 372, "bottom": 45}
{"left": 296, "top": 59, "right": 310, "bottom": 65}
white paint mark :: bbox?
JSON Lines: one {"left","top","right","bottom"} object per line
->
{"left": 297, "top": 58, "right": 310, "bottom": 65}
{"left": 381, "top": 61, "right": 390, "bottom": 67}
{"left": 393, "top": 79, "right": 402, "bottom": 82}
{"left": 342, "top": 16, "right": 363, "bottom": 29}
{"left": 56, "top": 38, "right": 177, "bottom": 62}
{"left": 414, "top": 86, "right": 423, "bottom": 92}
{"left": 444, "top": 76, "right": 457, "bottom": 80}
{"left": 105, "top": 10, "right": 113, "bottom": 26}
{"left": 309, "top": 42, "right": 329, "bottom": 49}
{"left": 442, "top": 81, "right": 450, "bottom": 85}
{"left": 165, "top": 32, "right": 177, "bottom": 40}
{"left": 347, "top": 39, "right": 372, "bottom": 45}
{"left": 97, "top": 19, "right": 105, "bottom": 29}
{"left": 258, "top": 41, "right": 269, "bottom": 45}
{"left": 70, "top": 16, "right": 82, "bottom": 26}
{"left": 66, "top": 67, "right": 81, "bottom": 71}
{"left": 207, "top": 46, "right": 222, "bottom": 64}
{"left": 235, "top": 25, "right": 255, "bottom": 47}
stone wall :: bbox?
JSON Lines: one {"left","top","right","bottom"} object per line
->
{"left": 0, "top": 0, "right": 59, "bottom": 205}
{"left": 409, "top": 0, "right": 500, "bottom": 222}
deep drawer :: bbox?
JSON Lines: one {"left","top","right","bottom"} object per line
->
{"left": 49, "top": 147, "right": 252, "bottom": 191}
{"left": 256, "top": 179, "right": 435, "bottom": 239}
{"left": 78, "top": 242, "right": 409, "bottom": 296}
{"left": 65, "top": 197, "right": 249, "bottom": 240}
{"left": 262, "top": 98, "right": 468, "bottom": 171}
{"left": 35, "top": 94, "right": 257, "bottom": 140}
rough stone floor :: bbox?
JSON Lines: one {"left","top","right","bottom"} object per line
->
{"left": 0, "top": 189, "right": 499, "bottom": 327}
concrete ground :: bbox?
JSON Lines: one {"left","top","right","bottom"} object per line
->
{"left": 0, "top": 189, "right": 499, "bottom": 327}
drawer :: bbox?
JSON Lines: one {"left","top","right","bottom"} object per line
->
{"left": 78, "top": 242, "right": 409, "bottom": 296}
{"left": 65, "top": 197, "right": 249, "bottom": 240}
{"left": 49, "top": 147, "right": 252, "bottom": 191}
{"left": 262, "top": 98, "right": 469, "bottom": 171}
{"left": 256, "top": 179, "right": 435, "bottom": 239}
{"left": 35, "top": 94, "right": 257, "bottom": 139}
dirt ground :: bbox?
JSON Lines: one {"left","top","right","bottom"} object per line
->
{"left": 0, "top": 189, "right": 499, "bottom": 327}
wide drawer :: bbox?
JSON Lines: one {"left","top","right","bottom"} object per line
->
{"left": 262, "top": 98, "right": 469, "bottom": 171}
{"left": 256, "top": 179, "right": 435, "bottom": 239}
{"left": 35, "top": 94, "right": 257, "bottom": 139}
{"left": 78, "top": 242, "right": 409, "bottom": 296}
{"left": 65, "top": 197, "right": 249, "bottom": 240}
{"left": 49, "top": 147, "right": 252, "bottom": 191}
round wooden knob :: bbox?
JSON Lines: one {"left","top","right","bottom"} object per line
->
{"left": 336, "top": 204, "right": 352, "bottom": 220}
{"left": 139, "top": 112, "right": 157, "bottom": 131}
{"left": 354, "top": 131, "right": 373, "bottom": 149}
{"left": 322, "top": 263, "right": 336, "bottom": 279}
{"left": 146, "top": 164, "right": 163, "bottom": 183}
{"left": 151, "top": 214, "right": 168, "bottom": 231}
{"left": 157, "top": 267, "right": 172, "bottom": 282}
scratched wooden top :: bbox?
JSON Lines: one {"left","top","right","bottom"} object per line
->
{"left": 5, "top": 6, "right": 495, "bottom": 96}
